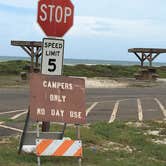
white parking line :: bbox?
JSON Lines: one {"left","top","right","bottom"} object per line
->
{"left": 154, "top": 98, "right": 166, "bottom": 118}
{"left": 0, "top": 124, "right": 22, "bottom": 132}
{"left": 109, "top": 100, "right": 120, "bottom": 123}
{"left": 87, "top": 98, "right": 135, "bottom": 105}
{"left": 137, "top": 99, "right": 143, "bottom": 121}
{"left": 10, "top": 111, "right": 27, "bottom": 120}
{"left": 86, "top": 102, "right": 98, "bottom": 116}
{"left": 0, "top": 109, "right": 27, "bottom": 115}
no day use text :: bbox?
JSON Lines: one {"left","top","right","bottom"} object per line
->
{"left": 37, "top": 108, "right": 82, "bottom": 119}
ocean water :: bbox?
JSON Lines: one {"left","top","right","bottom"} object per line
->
{"left": 0, "top": 56, "right": 166, "bottom": 67}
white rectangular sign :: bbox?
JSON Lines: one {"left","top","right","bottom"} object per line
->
{"left": 41, "top": 38, "right": 64, "bottom": 75}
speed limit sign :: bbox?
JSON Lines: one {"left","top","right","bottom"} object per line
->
{"left": 41, "top": 38, "right": 64, "bottom": 75}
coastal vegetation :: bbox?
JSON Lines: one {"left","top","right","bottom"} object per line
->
{"left": 1, "top": 121, "right": 166, "bottom": 165}
{"left": 0, "top": 60, "right": 166, "bottom": 78}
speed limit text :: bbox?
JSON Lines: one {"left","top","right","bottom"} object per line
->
{"left": 44, "top": 41, "right": 63, "bottom": 56}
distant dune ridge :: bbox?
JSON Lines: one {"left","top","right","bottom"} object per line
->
{"left": 0, "top": 56, "right": 166, "bottom": 66}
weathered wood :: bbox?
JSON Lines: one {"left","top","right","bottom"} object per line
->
{"left": 143, "top": 52, "right": 151, "bottom": 60}
{"left": 35, "top": 47, "right": 42, "bottom": 57}
{"left": 31, "top": 47, "right": 34, "bottom": 72}
{"left": 134, "top": 52, "right": 142, "bottom": 61}
{"left": 26, "top": 46, "right": 33, "bottom": 56}
{"left": 36, "top": 56, "right": 39, "bottom": 67}
{"left": 11, "top": 40, "right": 42, "bottom": 47}
{"left": 128, "top": 48, "right": 166, "bottom": 53}
{"left": 11, "top": 40, "right": 43, "bottom": 71}
{"left": 21, "top": 46, "right": 31, "bottom": 57}
{"left": 133, "top": 52, "right": 146, "bottom": 67}
{"left": 152, "top": 53, "right": 160, "bottom": 61}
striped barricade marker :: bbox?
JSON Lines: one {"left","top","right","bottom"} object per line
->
{"left": 36, "top": 139, "right": 82, "bottom": 157}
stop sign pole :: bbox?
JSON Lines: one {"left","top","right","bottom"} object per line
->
{"left": 37, "top": 0, "right": 76, "bottom": 147}
{"left": 36, "top": 1, "right": 83, "bottom": 165}
{"left": 37, "top": 0, "right": 74, "bottom": 132}
{"left": 37, "top": 0, "right": 74, "bottom": 37}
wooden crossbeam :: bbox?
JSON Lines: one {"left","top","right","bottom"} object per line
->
{"left": 11, "top": 40, "right": 42, "bottom": 47}
{"left": 128, "top": 48, "right": 166, "bottom": 53}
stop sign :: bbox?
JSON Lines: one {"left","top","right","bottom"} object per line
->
{"left": 37, "top": 0, "right": 74, "bottom": 37}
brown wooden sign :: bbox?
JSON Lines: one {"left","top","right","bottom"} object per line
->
{"left": 30, "top": 73, "right": 86, "bottom": 124}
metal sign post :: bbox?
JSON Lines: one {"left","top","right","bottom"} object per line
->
{"left": 36, "top": 122, "right": 41, "bottom": 166}
{"left": 76, "top": 124, "right": 82, "bottom": 166}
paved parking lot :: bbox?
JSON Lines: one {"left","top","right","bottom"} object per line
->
{"left": 0, "top": 87, "right": 165, "bottom": 136}
{"left": 87, "top": 97, "right": 165, "bottom": 123}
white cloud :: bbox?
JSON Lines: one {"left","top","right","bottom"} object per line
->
{"left": 0, "top": 0, "right": 36, "bottom": 9}
{"left": 68, "top": 16, "right": 166, "bottom": 41}
{"left": 2, "top": 1, "right": 166, "bottom": 41}
{"left": 0, "top": 9, "right": 40, "bottom": 41}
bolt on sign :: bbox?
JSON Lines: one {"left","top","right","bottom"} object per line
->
{"left": 41, "top": 38, "right": 64, "bottom": 75}
{"left": 30, "top": 73, "right": 86, "bottom": 124}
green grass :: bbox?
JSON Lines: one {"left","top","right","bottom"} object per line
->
{"left": 157, "top": 66, "right": 166, "bottom": 78}
{"left": 1, "top": 121, "right": 166, "bottom": 166}
{"left": 0, "top": 60, "right": 30, "bottom": 75}
{"left": 63, "top": 64, "right": 140, "bottom": 77}
{"left": 0, "top": 60, "right": 166, "bottom": 78}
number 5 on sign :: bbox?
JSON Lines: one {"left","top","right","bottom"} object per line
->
{"left": 41, "top": 38, "right": 64, "bottom": 75}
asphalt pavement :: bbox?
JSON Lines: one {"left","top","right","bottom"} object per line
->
{"left": 0, "top": 87, "right": 165, "bottom": 136}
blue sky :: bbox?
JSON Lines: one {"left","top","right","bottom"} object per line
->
{"left": 0, "top": 0, "right": 166, "bottom": 62}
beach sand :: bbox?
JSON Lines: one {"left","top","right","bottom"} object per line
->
{"left": 0, "top": 75, "right": 166, "bottom": 88}
{"left": 85, "top": 77, "right": 128, "bottom": 88}
{"left": 85, "top": 77, "right": 166, "bottom": 88}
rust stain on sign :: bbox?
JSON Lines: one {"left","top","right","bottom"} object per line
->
{"left": 30, "top": 73, "right": 86, "bottom": 124}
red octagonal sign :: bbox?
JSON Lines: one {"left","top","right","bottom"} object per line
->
{"left": 37, "top": 0, "right": 74, "bottom": 37}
